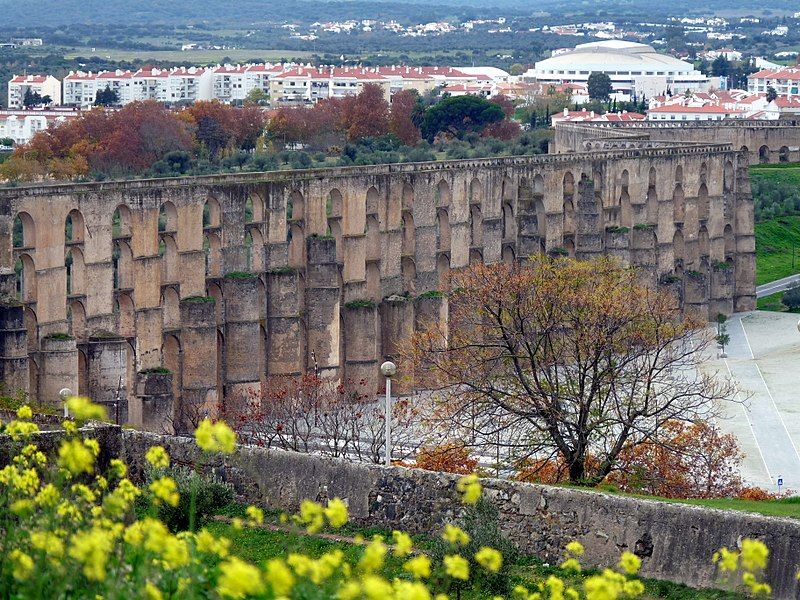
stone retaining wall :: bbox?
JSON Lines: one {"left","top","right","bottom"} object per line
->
{"left": 122, "top": 430, "right": 800, "bottom": 599}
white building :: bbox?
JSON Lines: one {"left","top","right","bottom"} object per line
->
{"left": 748, "top": 67, "right": 800, "bottom": 97}
{"left": 0, "top": 108, "right": 81, "bottom": 145}
{"left": 64, "top": 68, "right": 212, "bottom": 107}
{"left": 212, "top": 65, "right": 249, "bottom": 103}
{"left": 7, "top": 75, "right": 62, "bottom": 109}
{"left": 523, "top": 40, "right": 709, "bottom": 98}
{"left": 270, "top": 67, "right": 391, "bottom": 105}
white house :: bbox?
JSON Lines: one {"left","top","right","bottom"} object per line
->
{"left": 8, "top": 75, "right": 62, "bottom": 109}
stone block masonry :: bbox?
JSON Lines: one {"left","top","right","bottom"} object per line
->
{"left": 0, "top": 135, "right": 761, "bottom": 427}
{"left": 120, "top": 430, "right": 800, "bottom": 599}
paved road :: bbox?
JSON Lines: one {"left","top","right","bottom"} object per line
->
{"left": 756, "top": 273, "right": 800, "bottom": 298}
{"left": 705, "top": 311, "right": 800, "bottom": 491}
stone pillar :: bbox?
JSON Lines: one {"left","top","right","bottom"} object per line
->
{"left": 86, "top": 334, "right": 129, "bottom": 423}
{"left": 178, "top": 298, "right": 218, "bottom": 433}
{"left": 0, "top": 298, "right": 28, "bottom": 396}
{"left": 630, "top": 226, "right": 657, "bottom": 290}
{"left": 223, "top": 274, "right": 264, "bottom": 407}
{"left": 575, "top": 176, "right": 603, "bottom": 259}
{"left": 380, "top": 294, "right": 414, "bottom": 393}
{"left": 709, "top": 263, "right": 735, "bottom": 318}
{"left": 658, "top": 275, "right": 684, "bottom": 313}
{"left": 343, "top": 302, "right": 380, "bottom": 394}
{"left": 413, "top": 293, "right": 448, "bottom": 390}
{"left": 734, "top": 161, "right": 756, "bottom": 312}
{"left": 39, "top": 335, "right": 78, "bottom": 409}
{"left": 133, "top": 371, "right": 174, "bottom": 434}
{"left": 306, "top": 237, "right": 341, "bottom": 378}
{"left": 266, "top": 269, "right": 304, "bottom": 375}
{"left": 604, "top": 229, "right": 630, "bottom": 267}
{"left": 684, "top": 272, "right": 709, "bottom": 322}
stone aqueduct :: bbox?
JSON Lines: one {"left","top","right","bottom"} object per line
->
{"left": 0, "top": 120, "right": 798, "bottom": 431}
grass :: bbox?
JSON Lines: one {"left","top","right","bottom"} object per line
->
{"left": 642, "top": 495, "right": 800, "bottom": 519}
{"left": 754, "top": 214, "right": 800, "bottom": 285}
{"left": 757, "top": 291, "right": 787, "bottom": 312}
{"left": 207, "top": 515, "right": 744, "bottom": 599}
{"left": 64, "top": 47, "right": 314, "bottom": 63}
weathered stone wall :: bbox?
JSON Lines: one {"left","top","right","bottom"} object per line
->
{"left": 0, "top": 144, "right": 755, "bottom": 425}
{"left": 122, "top": 430, "right": 800, "bottom": 599}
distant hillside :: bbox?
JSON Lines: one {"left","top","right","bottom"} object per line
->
{"left": 0, "top": 0, "right": 792, "bottom": 27}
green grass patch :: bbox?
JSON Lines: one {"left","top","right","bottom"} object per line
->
{"left": 757, "top": 291, "right": 788, "bottom": 312}
{"left": 754, "top": 215, "right": 800, "bottom": 285}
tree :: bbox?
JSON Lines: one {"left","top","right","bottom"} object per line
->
{"left": 781, "top": 285, "right": 800, "bottom": 310}
{"left": 244, "top": 87, "right": 269, "bottom": 105}
{"left": 587, "top": 72, "right": 612, "bottom": 101}
{"left": 22, "top": 88, "right": 43, "bottom": 108}
{"left": 95, "top": 85, "right": 119, "bottom": 107}
{"left": 415, "top": 443, "right": 478, "bottom": 475}
{"left": 711, "top": 55, "right": 730, "bottom": 78}
{"left": 405, "top": 256, "right": 737, "bottom": 486}
{"left": 715, "top": 313, "right": 730, "bottom": 356}
{"left": 766, "top": 86, "right": 778, "bottom": 103}
{"left": 389, "top": 89, "right": 422, "bottom": 146}
{"left": 341, "top": 83, "right": 390, "bottom": 141}
{"left": 420, "top": 95, "right": 504, "bottom": 141}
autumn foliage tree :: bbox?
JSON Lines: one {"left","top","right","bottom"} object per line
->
{"left": 341, "top": 83, "right": 390, "bottom": 141}
{"left": 406, "top": 256, "right": 738, "bottom": 486}
{"left": 389, "top": 89, "right": 422, "bottom": 146}
{"left": 415, "top": 443, "right": 479, "bottom": 475}
{"left": 180, "top": 101, "right": 266, "bottom": 156}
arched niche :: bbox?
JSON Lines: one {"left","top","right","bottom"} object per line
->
{"left": 673, "top": 229, "right": 684, "bottom": 272}
{"left": 113, "top": 205, "right": 132, "bottom": 238}
{"left": 204, "top": 233, "right": 222, "bottom": 278}
{"left": 646, "top": 167, "right": 658, "bottom": 224}
{"left": 115, "top": 293, "right": 136, "bottom": 338}
{"left": 15, "top": 254, "right": 36, "bottom": 302}
{"left": 160, "top": 235, "right": 179, "bottom": 283}
{"left": 203, "top": 198, "right": 221, "bottom": 228}
{"left": 65, "top": 247, "right": 86, "bottom": 296}
{"left": 162, "top": 287, "right": 181, "bottom": 330}
{"left": 401, "top": 212, "right": 415, "bottom": 257}
{"left": 113, "top": 240, "right": 133, "bottom": 290}
{"left": 673, "top": 185, "right": 685, "bottom": 224}
{"left": 469, "top": 204, "right": 483, "bottom": 247}
{"left": 436, "top": 254, "right": 450, "bottom": 289}
{"left": 402, "top": 183, "right": 414, "bottom": 212}
{"left": 13, "top": 212, "right": 35, "bottom": 249}
{"left": 288, "top": 223, "right": 305, "bottom": 268}
{"left": 469, "top": 178, "right": 482, "bottom": 206}
{"left": 436, "top": 207, "right": 451, "bottom": 252}
{"left": 698, "top": 183, "right": 709, "bottom": 222}
{"left": 619, "top": 170, "right": 631, "bottom": 228}
{"left": 563, "top": 173, "right": 576, "bottom": 236}
{"left": 436, "top": 179, "right": 451, "bottom": 207}
{"left": 366, "top": 215, "right": 381, "bottom": 263}
{"left": 68, "top": 299, "right": 86, "bottom": 340}
{"left": 759, "top": 145, "right": 770, "bottom": 164}
{"left": 502, "top": 201, "right": 517, "bottom": 241}
{"left": 401, "top": 257, "right": 416, "bottom": 295}
{"left": 289, "top": 190, "right": 305, "bottom": 221}
{"left": 159, "top": 201, "right": 178, "bottom": 233}
{"left": 65, "top": 209, "right": 85, "bottom": 244}
{"left": 366, "top": 186, "right": 380, "bottom": 216}
{"left": 724, "top": 224, "right": 735, "bottom": 260}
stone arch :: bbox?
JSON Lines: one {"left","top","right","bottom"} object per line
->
{"left": 437, "top": 207, "right": 451, "bottom": 252}
{"left": 23, "top": 306, "right": 37, "bottom": 352}
{"left": 288, "top": 223, "right": 305, "bottom": 268}
{"left": 673, "top": 185, "right": 685, "bottom": 224}
{"left": 116, "top": 293, "right": 135, "bottom": 338}
{"left": 243, "top": 231, "right": 254, "bottom": 271}
{"left": 436, "top": 254, "right": 450, "bottom": 289}
{"left": 15, "top": 253, "right": 36, "bottom": 302}
{"left": 366, "top": 215, "right": 381, "bottom": 262}
{"left": 65, "top": 247, "right": 86, "bottom": 296}
{"left": 113, "top": 205, "right": 132, "bottom": 238}
{"left": 469, "top": 204, "right": 483, "bottom": 247}
{"left": 366, "top": 186, "right": 380, "bottom": 216}
{"left": 502, "top": 201, "right": 517, "bottom": 241}
{"left": 699, "top": 162, "right": 708, "bottom": 185}
{"left": 646, "top": 167, "right": 658, "bottom": 224}
{"left": 387, "top": 186, "right": 401, "bottom": 230}
{"left": 327, "top": 189, "right": 343, "bottom": 262}
{"left": 204, "top": 233, "right": 222, "bottom": 277}
{"left": 759, "top": 145, "right": 770, "bottom": 164}
{"left": 161, "top": 235, "right": 179, "bottom": 283}
{"left": 162, "top": 334, "right": 182, "bottom": 408}
{"left": 289, "top": 190, "right": 305, "bottom": 221}
{"left": 68, "top": 299, "right": 86, "bottom": 340}
{"left": 65, "top": 209, "right": 85, "bottom": 243}
{"left": 469, "top": 177, "right": 483, "bottom": 206}
{"left": 162, "top": 287, "right": 181, "bottom": 330}
{"left": 244, "top": 196, "right": 255, "bottom": 223}
{"left": 203, "top": 198, "right": 221, "bottom": 228}
{"left": 402, "top": 183, "right": 414, "bottom": 211}
{"left": 13, "top": 212, "right": 35, "bottom": 249}
{"left": 366, "top": 262, "right": 381, "bottom": 302}
{"left": 723, "top": 161, "right": 734, "bottom": 193}
{"left": 113, "top": 240, "right": 133, "bottom": 290}
{"left": 502, "top": 246, "right": 515, "bottom": 264}
{"left": 673, "top": 229, "right": 684, "bottom": 273}
{"left": 159, "top": 201, "right": 178, "bottom": 233}
{"left": 207, "top": 282, "right": 224, "bottom": 325}
{"left": 699, "top": 226, "right": 710, "bottom": 260}
{"left": 401, "top": 212, "right": 415, "bottom": 257}
{"left": 436, "top": 179, "right": 451, "bottom": 207}
{"left": 780, "top": 146, "right": 790, "bottom": 163}
{"left": 565, "top": 238, "right": 575, "bottom": 258}
{"left": 563, "top": 172, "right": 576, "bottom": 236}
{"left": 619, "top": 169, "right": 631, "bottom": 228}
{"left": 469, "top": 249, "right": 483, "bottom": 265}
{"left": 724, "top": 224, "right": 735, "bottom": 260}
{"left": 698, "top": 183, "right": 709, "bottom": 222}
{"left": 401, "top": 257, "right": 416, "bottom": 294}
{"left": 248, "top": 228, "right": 264, "bottom": 272}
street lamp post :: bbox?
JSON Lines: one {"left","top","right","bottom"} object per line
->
{"left": 380, "top": 360, "right": 397, "bottom": 466}
{"left": 59, "top": 388, "right": 72, "bottom": 418}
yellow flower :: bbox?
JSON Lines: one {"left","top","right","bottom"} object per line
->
{"left": 565, "top": 541, "right": 585, "bottom": 556}
{"left": 69, "top": 527, "right": 114, "bottom": 581}
{"left": 109, "top": 458, "right": 127, "bottom": 479}
{"left": 359, "top": 537, "right": 388, "bottom": 572}
{"left": 66, "top": 396, "right": 107, "bottom": 422}
{"left": 245, "top": 505, "right": 264, "bottom": 526}
{"left": 10, "top": 499, "right": 33, "bottom": 516}
{"left": 444, "top": 554, "right": 470, "bottom": 580}
{"left": 560, "top": 558, "right": 582, "bottom": 573}
{"left": 475, "top": 546, "right": 503, "bottom": 572}
{"left": 195, "top": 418, "right": 237, "bottom": 453}
{"left": 362, "top": 575, "right": 393, "bottom": 599}
{"left": 404, "top": 555, "right": 432, "bottom": 579}
{"left": 393, "top": 580, "right": 432, "bottom": 600}
{"left": 149, "top": 477, "right": 180, "bottom": 507}
{"left": 34, "top": 483, "right": 59, "bottom": 507}
{"left": 145, "top": 446, "right": 170, "bottom": 469}
{"left": 265, "top": 558, "right": 295, "bottom": 596}
{"left": 161, "top": 535, "right": 190, "bottom": 569}
{"left": 740, "top": 538, "right": 769, "bottom": 572}
{"left": 623, "top": 579, "right": 645, "bottom": 596}
{"left": 618, "top": 551, "right": 641, "bottom": 575}
{"left": 456, "top": 473, "right": 482, "bottom": 504}
{"left": 297, "top": 499, "right": 325, "bottom": 533}
{"left": 5, "top": 419, "right": 39, "bottom": 441}
{"left": 10, "top": 549, "right": 33, "bottom": 581}
{"left": 58, "top": 439, "right": 96, "bottom": 475}
{"left": 217, "top": 557, "right": 264, "bottom": 598}
{"left": 195, "top": 529, "right": 231, "bottom": 557}
{"left": 713, "top": 547, "right": 740, "bottom": 573}
{"left": 324, "top": 497, "right": 349, "bottom": 528}
{"left": 16, "top": 405, "right": 32, "bottom": 420}
{"left": 393, "top": 530, "right": 413, "bottom": 557}
{"left": 144, "top": 582, "right": 163, "bottom": 600}
{"left": 31, "top": 531, "right": 65, "bottom": 560}
{"left": 442, "top": 524, "right": 470, "bottom": 546}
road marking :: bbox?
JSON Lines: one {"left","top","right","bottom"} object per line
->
{"left": 723, "top": 358, "right": 772, "bottom": 481}
{"left": 738, "top": 315, "right": 755, "bottom": 360}
{"left": 754, "top": 362, "right": 800, "bottom": 468}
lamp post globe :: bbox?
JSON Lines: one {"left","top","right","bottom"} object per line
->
{"left": 380, "top": 361, "right": 397, "bottom": 378}
{"left": 797, "top": 319, "right": 800, "bottom": 335}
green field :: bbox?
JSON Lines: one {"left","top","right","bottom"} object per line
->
{"left": 754, "top": 214, "right": 800, "bottom": 285}
{"left": 750, "top": 162, "right": 800, "bottom": 188}
{"left": 64, "top": 47, "right": 314, "bottom": 63}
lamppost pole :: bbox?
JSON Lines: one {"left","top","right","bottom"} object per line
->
{"left": 380, "top": 360, "right": 397, "bottom": 467}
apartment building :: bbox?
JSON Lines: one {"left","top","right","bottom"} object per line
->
{"left": 64, "top": 68, "right": 212, "bottom": 107}
{"left": 269, "top": 67, "right": 391, "bottom": 104}
{"left": 748, "top": 67, "right": 800, "bottom": 96}
{"left": 0, "top": 107, "right": 81, "bottom": 144}
{"left": 7, "top": 74, "right": 61, "bottom": 109}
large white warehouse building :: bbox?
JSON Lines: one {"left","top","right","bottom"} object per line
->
{"left": 524, "top": 40, "right": 709, "bottom": 98}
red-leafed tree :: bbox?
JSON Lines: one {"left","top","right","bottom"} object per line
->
{"left": 482, "top": 119, "right": 521, "bottom": 140}
{"left": 181, "top": 101, "right": 266, "bottom": 156}
{"left": 389, "top": 89, "right": 422, "bottom": 146}
{"left": 489, "top": 94, "right": 515, "bottom": 118}
{"left": 341, "top": 83, "right": 390, "bottom": 141}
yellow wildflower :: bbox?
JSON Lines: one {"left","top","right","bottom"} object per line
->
{"left": 713, "top": 547, "right": 740, "bottom": 573}
{"left": 324, "top": 497, "right": 349, "bottom": 528}
{"left": 144, "top": 582, "right": 163, "bottom": 600}
{"left": 149, "top": 477, "right": 180, "bottom": 507}
{"left": 444, "top": 554, "right": 470, "bottom": 580}
{"left": 69, "top": 527, "right": 114, "bottom": 581}
{"left": 475, "top": 546, "right": 503, "bottom": 572}
{"left": 297, "top": 499, "right": 325, "bottom": 533}
{"left": 10, "top": 549, "right": 33, "bottom": 581}
{"left": 66, "top": 396, "right": 107, "bottom": 422}
{"left": 16, "top": 405, "right": 32, "bottom": 420}
{"left": 442, "top": 523, "right": 470, "bottom": 546}
{"left": 618, "top": 551, "right": 641, "bottom": 575}
{"left": 31, "top": 531, "right": 65, "bottom": 560}
{"left": 145, "top": 446, "right": 170, "bottom": 469}
{"left": 5, "top": 419, "right": 39, "bottom": 441}
{"left": 359, "top": 536, "right": 388, "bottom": 572}
{"left": 217, "top": 557, "right": 264, "bottom": 598}
{"left": 161, "top": 535, "right": 190, "bottom": 569}
{"left": 393, "top": 580, "right": 432, "bottom": 600}
{"left": 392, "top": 530, "right": 413, "bottom": 557}
{"left": 740, "top": 538, "right": 769, "bottom": 572}
{"left": 58, "top": 439, "right": 95, "bottom": 475}
{"left": 362, "top": 575, "right": 393, "bottom": 599}
{"left": 565, "top": 541, "right": 585, "bottom": 556}
{"left": 195, "top": 418, "right": 237, "bottom": 453}
{"left": 456, "top": 473, "right": 482, "bottom": 504}
{"left": 10, "top": 499, "right": 33, "bottom": 516}
{"left": 195, "top": 529, "right": 231, "bottom": 557}
{"left": 245, "top": 505, "right": 264, "bottom": 525}
{"left": 404, "top": 555, "right": 432, "bottom": 579}
{"left": 265, "top": 558, "right": 295, "bottom": 596}
{"left": 109, "top": 458, "right": 127, "bottom": 479}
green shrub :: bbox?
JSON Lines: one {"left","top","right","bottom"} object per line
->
{"left": 781, "top": 285, "right": 800, "bottom": 310}
{"left": 224, "top": 271, "right": 257, "bottom": 279}
{"left": 344, "top": 299, "right": 376, "bottom": 309}
{"left": 183, "top": 295, "right": 215, "bottom": 304}
{"left": 417, "top": 290, "right": 445, "bottom": 300}
{"left": 138, "top": 367, "right": 171, "bottom": 375}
